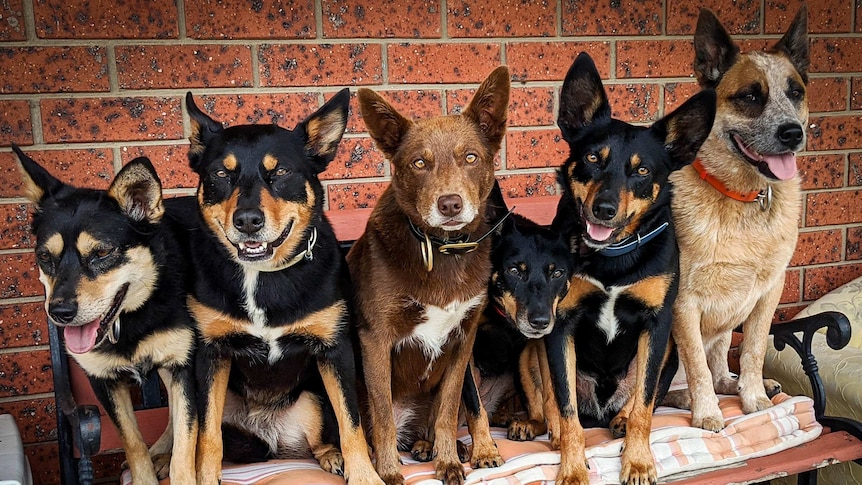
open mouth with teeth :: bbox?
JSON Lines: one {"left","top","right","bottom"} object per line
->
{"left": 233, "top": 221, "right": 293, "bottom": 262}
{"left": 730, "top": 133, "right": 797, "bottom": 181}
{"left": 63, "top": 283, "right": 129, "bottom": 355}
{"left": 580, "top": 209, "right": 622, "bottom": 248}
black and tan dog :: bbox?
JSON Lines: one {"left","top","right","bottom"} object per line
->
{"left": 550, "top": 52, "right": 715, "bottom": 484}
{"left": 667, "top": 6, "right": 809, "bottom": 432}
{"left": 184, "top": 90, "right": 381, "bottom": 484}
{"left": 349, "top": 67, "right": 510, "bottom": 485}
{"left": 16, "top": 147, "right": 198, "bottom": 485}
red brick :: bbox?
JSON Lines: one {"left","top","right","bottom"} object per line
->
{"left": 766, "top": 0, "right": 850, "bottom": 34}
{"left": 320, "top": 137, "right": 386, "bottom": 181}
{"left": 0, "top": 302, "right": 48, "bottom": 349}
{"left": 447, "top": 87, "right": 554, "bottom": 128}
{"left": 804, "top": 263, "right": 862, "bottom": 301}
{"left": 34, "top": 0, "right": 178, "bottom": 39}
{"left": 789, "top": 229, "right": 842, "bottom": 267}
{"left": 120, "top": 144, "right": 197, "bottom": 190}
{"left": 847, "top": 225, "right": 862, "bottom": 260}
{"left": 41, "top": 97, "right": 183, "bottom": 143}
{"left": 850, "top": 153, "right": 862, "bottom": 186}
{"left": 116, "top": 45, "right": 253, "bottom": 90}
{"left": 0, "top": 47, "right": 109, "bottom": 94}
{"left": 507, "top": 42, "right": 611, "bottom": 82}
{"left": 562, "top": 0, "right": 662, "bottom": 35}
{"left": 0, "top": 0, "right": 25, "bottom": 41}
{"left": 0, "top": 203, "right": 33, "bottom": 250}
{"left": 807, "top": 115, "right": 862, "bottom": 151}
{"left": 0, "top": 100, "right": 33, "bottom": 147}
{"left": 185, "top": 0, "right": 315, "bottom": 39}
{"left": 780, "top": 269, "right": 800, "bottom": 304}
{"left": 388, "top": 43, "right": 501, "bottom": 84}
{"left": 497, "top": 172, "right": 560, "bottom": 198}
{"left": 616, "top": 41, "right": 696, "bottom": 78}
{"left": 774, "top": 304, "right": 805, "bottom": 322}
{"left": 805, "top": 189, "right": 862, "bottom": 226}
{"left": 605, "top": 84, "right": 660, "bottom": 123}
{"left": 362, "top": 90, "right": 443, "bottom": 125}
{"left": 808, "top": 77, "right": 848, "bottom": 113}
{"left": 189, "top": 93, "right": 322, "bottom": 132}
{"left": 667, "top": 0, "right": 760, "bottom": 35}
{"left": 798, "top": 154, "right": 844, "bottom": 190}
{"left": 811, "top": 38, "right": 862, "bottom": 74}
{"left": 852, "top": 77, "right": 862, "bottom": 110}
{"left": 448, "top": 0, "right": 556, "bottom": 37}
{"left": 320, "top": 0, "right": 441, "bottom": 39}
{"left": 506, "top": 129, "right": 567, "bottom": 170}
{"left": 327, "top": 181, "right": 389, "bottom": 210}
{"left": 663, "top": 82, "right": 701, "bottom": 114}
{"left": 260, "top": 43, "right": 383, "bottom": 87}
{"left": 25, "top": 442, "right": 60, "bottom": 485}
{"left": 0, "top": 149, "right": 115, "bottom": 198}
{"left": 0, "top": 349, "right": 53, "bottom": 397}
{"left": 0, "top": 398, "right": 56, "bottom": 444}
{"left": 0, "top": 252, "right": 42, "bottom": 299}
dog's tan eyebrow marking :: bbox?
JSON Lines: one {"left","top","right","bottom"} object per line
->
{"left": 630, "top": 154, "right": 641, "bottom": 169}
{"left": 223, "top": 153, "right": 238, "bottom": 171}
{"left": 76, "top": 232, "right": 101, "bottom": 256}
{"left": 44, "top": 233, "right": 63, "bottom": 257}
{"left": 599, "top": 146, "right": 611, "bottom": 161}
{"left": 263, "top": 154, "right": 278, "bottom": 171}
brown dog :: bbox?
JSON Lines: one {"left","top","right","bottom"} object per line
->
{"left": 668, "top": 5, "right": 809, "bottom": 431}
{"left": 348, "top": 67, "right": 510, "bottom": 485}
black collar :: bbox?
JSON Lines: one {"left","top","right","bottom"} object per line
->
{"left": 598, "top": 221, "right": 669, "bottom": 257}
{"left": 407, "top": 208, "right": 514, "bottom": 271}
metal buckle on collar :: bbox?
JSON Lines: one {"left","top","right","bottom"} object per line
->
{"left": 756, "top": 186, "right": 773, "bottom": 211}
{"left": 108, "top": 318, "right": 121, "bottom": 345}
{"left": 438, "top": 241, "right": 480, "bottom": 255}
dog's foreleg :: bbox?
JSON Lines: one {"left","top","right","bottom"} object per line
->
{"left": 544, "top": 331, "right": 589, "bottom": 485}
{"left": 195, "top": 346, "right": 230, "bottom": 485}
{"left": 508, "top": 341, "right": 547, "bottom": 441}
{"left": 148, "top": 368, "right": 175, "bottom": 479}
{"left": 165, "top": 364, "right": 198, "bottom": 485}
{"left": 738, "top": 282, "right": 783, "bottom": 414}
{"left": 672, "top": 300, "right": 724, "bottom": 431}
{"left": 536, "top": 338, "right": 561, "bottom": 448}
{"left": 461, "top": 361, "right": 503, "bottom": 469}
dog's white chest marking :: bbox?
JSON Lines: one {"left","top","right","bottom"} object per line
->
{"left": 580, "top": 275, "right": 629, "bottom": 344}
{"left": 241, "top": 268, "right": 286, "bottom": 364}
{"left": 400, "top": 294, "right": 484, "bottom": 363}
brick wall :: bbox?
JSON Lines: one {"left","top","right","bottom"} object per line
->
{"left": 0, "top": 0, "right": 860, "bottom": 483}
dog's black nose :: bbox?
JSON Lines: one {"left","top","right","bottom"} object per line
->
{"left": 530, "top": 315, "right": 551, "bottom": 330}
{"left": 777, "top": 123, "right": 804, "bottom": 149}
{"left": 592, "top": 202, "right": 617, "bottom": 221}
{"left": 49, "top": 301, "right": 77, "bottom": 325}
{"left": 437, "top": 194, "right": 463, "bottom": 217}
{"left": 233, "top": 208, "right": 265, "bottom": 234}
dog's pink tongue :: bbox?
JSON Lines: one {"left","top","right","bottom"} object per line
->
{"left": 587, "top": 222, "right": 614, "bottom": 242}
{"left": 764, "top": 153, "right": 797, "bottom": 180}
{"left": 64, "top": 320, "right": 100, "bottom": 354}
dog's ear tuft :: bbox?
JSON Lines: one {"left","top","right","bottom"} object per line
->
{"left": 693, "top": 9, "right": 740, "bottom": 88}
{"left": 463, "top": 66, "right": 511, "bottom": 150}
{"left": 652, "top": 89, "right": 717, "bottom": 171}
{"left": 771, "top": 4, "right": 809, "bottom": 84}
{"left": 296, "top": 88, "right": 350, "bottom": 174}
{"left": 558, "top": 52, "right": 611, "bottom": 143}
{"left": 357, "top": 88, "right": 413, "bottom": 160}
{"left": 186, "top": 92, "right": 223, "bottom": 172}
{"left": 13, "top": 144, "right": 65, "bottom": 204}
{"left": 108, "top": 157, "right": 165, "bottom": 224}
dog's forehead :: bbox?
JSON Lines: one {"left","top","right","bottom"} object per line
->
{"left": 574, "top": 124, "right": 663, "bottom": 166}
{"left": 215, "top": 125, "right": 305, "bottom": 168}
{"left": 718, "top": 52, "right": 803, "bottom": 97}
{"left": 36, "top": 197, "right": 129, "bottom": 250}
{"left": 402, "top": 116, "right": 487, "bottom": 157}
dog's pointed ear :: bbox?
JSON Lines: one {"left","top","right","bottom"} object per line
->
{"left": 557, "top": 52, "right": 611, "bottom": 143}
{"left": 652, "top": 89, "right": 717, "bottom": 171}
{"left": 108, "top": 157, "right": 165, "bottom": 224}
{"left": 357, "top": 88, "right": 413, "bottom": 160}
{"left": 186, "top": 92, "right": 223, "bottom": 172}
{"left": 771, "top": 4, "right": 809, "bottom": 84}
{"left": 295, "top": 88, "right": 350, "bottom": 174}
{"left": 693, "top": 9, "right": 740, "bottom": 88}
{"left": 463, "top": 66, "right": 511, "bottom": 150}
{"left": 485, "top": 179, "right": 510, "bottom": 228}
{"left": 13, "top": 144, "right": 65, "bottom": 204}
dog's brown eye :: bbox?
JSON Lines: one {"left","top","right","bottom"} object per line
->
{"left": 37, "top": 251, "right": 51, "bottom": 263}
{"left": 551, "top": 269, "right": 564, "bottom": 279}
{"left": 95, "top": 247, "right": 115, "bottom": 259}
{"left": 586, "top": 153, "right": 598, "bottom": 163}
{"left": 413, "top": 159, "right": 426, "bottom": 169}
{"left": 465, "top": 153, "right": 478, "bottom": 164}
{"left": 274, "top": 168, "right": 288, "bottom": 176}
{"left": 507, "top": 266, "right": 520, "bottom": 276}
{"left": 216, "top": 170, "right": 228, "bottom": 178}
{"left": 637, "top": 167, "right": 650, "bottom": 176}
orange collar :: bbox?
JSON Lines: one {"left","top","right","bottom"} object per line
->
{"left": 691, "top": 159, "right": 762, "bottom": 203}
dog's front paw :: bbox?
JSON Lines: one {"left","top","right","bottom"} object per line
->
{"left": 435, "top": 459, "right": 466, "bottom": 485}
{"left": 471, "top": 441, "right": 503, "bottom": 469}
{"left": 317, "top": 448, "right": 345, "bottom": 476}
{"left": 456, "top": 441, "right": 469, "bottom": 463}
{"left": 555, "top": 466, "right": 590, "bottom": 485}
{"left": 620, "top": 458, "right": 657, "bottom": 485}
{"left": 411, "top": 439, "right": 435, "bottom": 462}
{"left": 764, "top": 378, "right": 782, "bottom": 398}
{"left": 379, "top": 473, "right": 405, "bottom": 485}
{"left": 609, "top": 415, "right": 627, "bottom": 439}
{"left": 507, "top": 419, "right": 546, "bottom": 441}
{"left": 691, "top": 413, "right": 725, "bottom": 432}
{"left": 741, "top": 394, "right": 774, "bottom": 414}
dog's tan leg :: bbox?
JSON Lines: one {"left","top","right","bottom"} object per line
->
{"left": 318, "top": 362, "right": 383, "bottom": 485}
{"left": 196, "top": 355, "right": 230, "bottom": 485}
{"left": 738, "top": 283, "right": 783, "bottom": 414}
{"left": 461, "top": 362, "right": 503, "bottom": 469}
{"left": 508, "top": 341, "right": 547, "bottom": 441}
{"left": 705, "top": 330, "right": 739, "bottom": 395}
{"left": 672, "top": 301, "right": 724, "bottom": 431}
{"left": 162, "top": 366, "right": 197, "bottom": 485}
{"left": 358, "top": 326, "right": 403, "bottom": 485}
{"left": 536, "top": 339, "right": 561, "bottom": 449}
{"left": 106, "top": 384, "right": 160, "bottom": 485}
{"left": 544, "top": 333, "right": 588, "bottom": 485}
{"left": 148, "top": 368, "right": 175, "bottom": 480}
